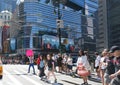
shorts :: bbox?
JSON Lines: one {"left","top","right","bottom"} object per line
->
{"left": 67, "top": 65, "right": 72, "bottom": 70}
{"left": 48, "top": 67, "right": 52, "bottom": 71}
{"left": 95, "top": 66, "right": 99, "bottom": 70}
{"left": 104, "top": 73, "right": 111, "bottom": 84}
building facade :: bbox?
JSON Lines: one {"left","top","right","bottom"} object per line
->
{"left": 85, "top": 0, "right": 98, "bottom": 16}
{"left": 81, "top": 0, "right": 98, "bottom": 54}
{"left": 97, "top": 0, "right": 120, "bottom": 52}
{"left": 0, "top": 10, "right": 12, "bottom": 53}
{"left": 16, "top": 0, "right": 98, "bottom": 55}
{"left": 17, "top": 0, "right": 83, "bottom": 55}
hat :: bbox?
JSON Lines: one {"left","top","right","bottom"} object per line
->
{"left": 109, "top": 46, "right": 120, "bottom": 53}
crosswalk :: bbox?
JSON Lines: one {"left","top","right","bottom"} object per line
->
{"left": 0, "top": 65, "right": 102, "bottom": 85}
{"left": 0, "top": 65, "right": 50, "bottom": 85}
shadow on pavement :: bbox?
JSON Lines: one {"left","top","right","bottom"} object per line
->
{"left": 62, "top": 80, "right": 92, "bottom": 85}
{"left": 88, "top": 74, "right": 101, "bottom": 83}
{"left": 52, "top": 83, "right": 63, "bottom": 85}
{"left": 88, "top": 78, "right": 101, "bottom": 83}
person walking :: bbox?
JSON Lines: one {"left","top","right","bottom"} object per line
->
{"left": 104, "top": 52, "right": 115, "bottom": 85}
{"left": 37, "top": 54, "right": 41, "bottom": 76}
{"left": 77, "top": 50, "right": 91, "bottom": 85}
{"left": 66, "top": 55, "right": 73, "bottom": 75}
{"left": 39, "top": 55, "right": 46, "bottom": 80}
{"left": 95, "top": 52, "right": 101, "bottom": 80}
{"left": 57, "top": 54, "right": 63, "bottom": 73}
{"left": 46, "top": 54, "right": 57, "bottom": 83}
{"left": 99, "top": 49, "right": 108, "bottom": 85}
{"left": 109, "top": 46, "right": 120, "bottom": 85}
{"left": 28, "top": 55, "right": 36, "bottom": 74}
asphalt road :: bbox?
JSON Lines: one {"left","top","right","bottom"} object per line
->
{"left": 0, "top": 65, "right": 102, "bottom": 85}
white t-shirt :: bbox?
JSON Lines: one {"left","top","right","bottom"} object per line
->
{"left": 100, "top": 57, "right": 107, "bottom": 69}
{"left": 67, "top": 57, "right": 73, "bottom": 65}
{"left": 77, "top": 55, "right": 91, "bottom": 70}
{"left": 95, "top": 55, "right": 101, "bottom": 67}
{"left": 29, "top": 57, "right": 34, "bottom": 64}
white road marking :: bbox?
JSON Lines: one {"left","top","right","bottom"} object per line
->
{"left": 14, "top": 70, "right": 43, "bottom": 85}
{"left": 4, "top": 70, "right": 23, "bottom": 85}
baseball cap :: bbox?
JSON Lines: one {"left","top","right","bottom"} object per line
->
{"left": 109, "top": 46, "right": 120, "bottom": 53}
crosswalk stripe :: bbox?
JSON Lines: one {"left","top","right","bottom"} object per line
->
{"left": 14, "top": 70, "right": 43, "bottom": 85}
{"left": 4, "top": 70, "right": 23, "bottom": 85}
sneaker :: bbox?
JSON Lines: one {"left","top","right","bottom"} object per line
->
{"left": 81, "top": 82, "right": 88, "bottom": 85}
{"left": 46, "top": 80, "right": 50, "bottom": 83}
{"left": 54, "top": 79, "right": 57, "bottom": 83}
{"left": 96, "top": 77, "right": 101, "bottom": 81}
{"left": 81, "top": 83, "right": 85, "bottom": 85}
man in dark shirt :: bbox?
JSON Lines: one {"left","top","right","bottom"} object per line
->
{"left": 104, "top": 53, "right": 115, "bottom": 85}
{"left": 109, "top": 46, "right": 120, "bottom": 85}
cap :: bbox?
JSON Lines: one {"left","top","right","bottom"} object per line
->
{"left": 109, "top": 46, "right": 120, "bottom": 53}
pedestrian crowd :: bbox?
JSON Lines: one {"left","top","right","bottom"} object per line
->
{"left": 24, "top": 46, "right": 120, "bottom": 85}
{"left": 94, "top": 46, "right": 120, "bottom": 85}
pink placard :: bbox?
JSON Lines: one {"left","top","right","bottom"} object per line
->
{"left": 26, "top": 49, "right": 34, "bottom": 57}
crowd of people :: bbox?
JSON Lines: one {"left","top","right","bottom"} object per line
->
{"left": 27, "top": 46, "right": 120, "bottom": 85}
{"left": 94, "top": 46, "right": 120, "bottom": 85}
{"left": 2, "top": 56, "right": 23, "bottom": 64}
{"left": 2, "top": 45, "right": 120, "bottom": 85}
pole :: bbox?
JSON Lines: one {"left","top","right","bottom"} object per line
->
{"left": 57, "top": 0, "right": 62, "bottom": 54}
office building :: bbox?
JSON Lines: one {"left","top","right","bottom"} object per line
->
{"left": 0, "top": 10, "right": 12, "bottom": 53}
{"left": 16, "top": 0, "right": 98, "bottom": 55}
{"left": 97, "top": 0, "right": 120, "bottom": 52}
{"left": 17, "top": 0, "right": 83, "bottom": 55}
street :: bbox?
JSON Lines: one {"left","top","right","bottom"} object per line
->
{"left": 0, "top": 65, "right": 102, "bottom": 85}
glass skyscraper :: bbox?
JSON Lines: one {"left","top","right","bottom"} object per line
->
{"left": 97, "top": 0, "right": 120, "bottom": 52}
{"left": 17, "top": 0, "right": 82, "bottom": 55}
{"left": 16, "top": 0, "right": 98, "bottom": 55}
{"left": 85, "top": 0, "right": 98, "bottom": 15}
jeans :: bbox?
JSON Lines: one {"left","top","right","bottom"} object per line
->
{"left": 28, "top": 63, "right": 35, "bottom": 74}
{"left": 39, "top": 67, "right": 45, "bottom": 77}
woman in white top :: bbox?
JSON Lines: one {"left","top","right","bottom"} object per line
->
{"left": 99, "top": 49, "right": 108, "bottom": 85}
{"left": 95, "top": 52, "right": 101, "bottom": 79}
{"left": 77, "top": 50, "right": 91, "bottom": 85}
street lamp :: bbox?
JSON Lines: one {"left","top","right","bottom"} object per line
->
{"left": 53, "top": 0, "right": 62, "bottom": 54}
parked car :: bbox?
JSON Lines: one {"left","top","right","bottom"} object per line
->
{"left": 0, "top": 58, "right": 3, "bottom": 79}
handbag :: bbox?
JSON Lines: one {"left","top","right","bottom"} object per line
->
{"left": 77, "top": 63, "right": 90, "bottom": 77}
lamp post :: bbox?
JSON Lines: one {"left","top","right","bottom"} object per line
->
{"left": 54, "top": 0, "right": 62, "bottom": 54}
{"left": 58, "top": 1, "right": 62, "bottom": 54}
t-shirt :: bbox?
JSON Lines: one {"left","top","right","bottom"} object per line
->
{"left": 40, "top": 60, "right": 45, "bottom": 68}
{"left": 29, "top": 57, "right": 34, "bottom": 64}
{"left": 57, "top": 57, "right": 63, "bottom": 64}
{"left": 95, "top": 55, "right": 101, "bottom": 67}
{"left": 47, "top": 59, "right": 54, "bottom": 68}
{"left": 100, "top": 57, "right": 107, "bottom": 69}
{"left": 67, "top": 58, "right": 73, "bottom": 65}
{"left": 77, "top": 55, "right": 91, "bottom": 70}
{"left": 114, "top": 57, "right": 120, "bottom": 79}
{"left": 105, "top": 56, "right": 115, "bottom": 75}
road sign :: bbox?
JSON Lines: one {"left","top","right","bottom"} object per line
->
{"left": 56, "top": 19, "right": 64, "bottom": 28}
